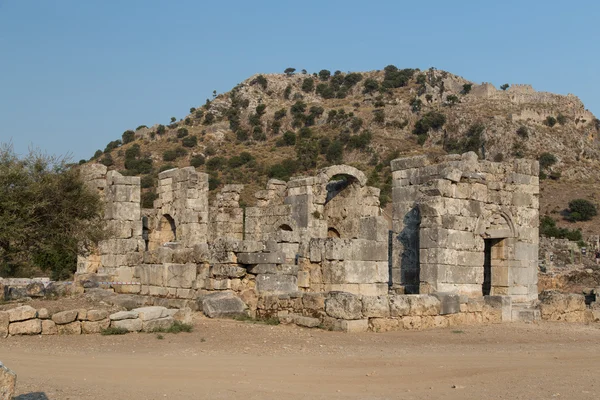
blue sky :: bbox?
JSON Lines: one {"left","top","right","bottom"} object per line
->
{"left": 1, "top": 0, "right": 598, "bottom": 161}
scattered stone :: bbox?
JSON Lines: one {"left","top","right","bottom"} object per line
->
{"left": 57, "top": 321, "right": 82, "bottom": 335}
{"left": 133, "top": 306, "right": 168, "bottom": 321}
{"left": 41, "top": 320, "right": 58, "bottom": 335}
{"left": 82, "top": 319, "right": 110, "bottom": 334}
{"left": 142, "top": 316, "right": 174, "bottom": 332}
{"left": 87, "top": 310, "right": 109, "bottom": 322}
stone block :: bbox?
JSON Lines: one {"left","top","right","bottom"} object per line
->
{"left": 41, "top": 319, "right": 57, "bottom": 335}
{"left": 362, "top": 296, "right": 390, "bottom": 318}
{"left": 111, "top": 318, "right": 142, "bottom": 332}
{"left": 0, "top": 312, "right": 8, "bottom": 338}
{"left": 389, "top": 295, "right": 411, "bottom": 317}
{"left": 390, "top": 155, "right": 429, "bottom": 171}
{"left": 297, "top": 271, "right": 310, "bottom": 288}
{"left": 52, "top": 310, "right": 79, "bottom": 325}
{"left": 133, "top": 306, "right": 168, "bottom": 321}
{"left": 291, "top": 315, "right": 321, "bottom": 328}
{"left": 165, "top": 263, "right": 197, "bottom": 288}
{"left": 237, "top": 252, "right": 286, "bottom": 265}
{"left": 57, "top": 321, "right": 82, "bottom": 335}
{"left": 302, "top": 293, "right": 325, "bottom": 310}
{"left": 136, "top": 264, "right": 165, "bottom": 286}
{"left": 0, "top": 363, "right": 17, "bottom": 400}
{"left": 408, "top": 295, "right": 441, "bottom": 316}
{"left": 143, "top": 316, "right": 175, "bottom": 332}
{"left": 7, "top": 305, "right": 37, "bottom": 322}
{"left": 37, "top": 308, "right": 50, "bottom": 319}
{"left": 82, "top": 318, "right": 110, "bottom": 334}
{"left": 484, "top": 295, "right": 512, "bottom": 322}
{"left": 248, "top": 264, "right": 298, "bottom": 275}
{"left": 341, "top": 319, "right": 369, "bottom": 333}
{"left": 256, "top": 274, "right": 297, "bottom": 294}
{"left": 369, "top": 318, "right": 401, "bottom": 332}
{"left": 359, "top": 217, "right": 389, "bottom": 242}
{"left": 9, "top": 319, "right": 42, "bottom": 335}
{"left": 432, "top": 292, "right": 460, "bottom": 315}
{"left": 202, "top": 291, "right": 248, "bottom": 318}
{"left": 211, "top": 264, "right": 247, "bottom": 278}
{"left": 325, "top": 292, "right": 362, "bottom": 320}
{"left": 109, "top": 310, "right": 139, "bottom": 321}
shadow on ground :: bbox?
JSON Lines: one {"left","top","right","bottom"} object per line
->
{"left": 14, "top": 393, "right": 49, "bottom": 400}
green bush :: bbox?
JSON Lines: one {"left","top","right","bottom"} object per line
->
{"left": 92, "top": 149, "right": 103, "bottom": 159}
{"left": 516, "top": 126, "right": 529, "bottom": 139}
{"left": 163, "top": 150, "right": 177, "bottom": 162}
{"left": 254, "top": 74, "right": 268, "bottom": 90}
{"left": 545, "top": 116, "right": 557, "bottom": 127}
{"left": 141, "top": 191, "right": 158, "bottom": 208}
{"left": 410, "top": 98, "right": 422, "bottom": 113}
{"left": 284, "top": 67, "right": 296, "bottom": 76}
{"left": 283, "top": 85, "right": 292, "bottom": 100}
{"left": 301, "top": 77, "right": 315, "bottom": 93}
{"left": 190, "top": 155, "right": 205, "bottom": 167}
{"left": 206, "top": 156, "right": 226, "bottom": 171}
{"left": 539, "top": 152, "right": 557, "bottom": 170}
{"left": 228, "top": 152, "right": 254, "bottom": 168}
{"left": 274, "top": 109, "right": 287, "bottom": 120}
{"left": 413, "top": 111, "right": 446, "bottom": 135}
{"left": 203, "top": 113, "right": 215, "bottom": 125}
{"left": 141, "top": 175, "right": 154, "bottom": 189}
{"left": 208, "top": 176, "right": 221, "bottom": 190}
{"left": 295, "top": 138, "right": 319, "bottom": 170}
{"left": 268, "top": 159, "right": 298, "bottom": 180}
{"left": 316, "top": 83, "right": 335, "bottom": 99}
{"left": 125, "top": 144, "right": 141, "bottom": 160}
{"left": 363, "top": 78, "right": 379, "bottom": 94}
{"left": 373, "top": 109, "right": 385, "bottom": 124}
{"left": 104, "top": 140, "right": 121, "bottom": 153}
{"left": 381, "top": 65, "right": 415, "bottom": 89}
{"left": 540, "top": 216, "right": 582, "bottom": 241}
{"left": 567, "top": 199, "right": 597, "bottom": 221}
{"left": 156, "top": 125, "right": 166, "bottom": 135}
{"left": 500, "top": 84, "right": 509, "bottom": 91}
{"left": 177, "top": 128, "right": 189, "bottom": 138}
{"left": 318, "top": 69, "right": 331, "bottom": 81}
{"left": 182, "top": 135, "right": 198, "bottom": 148}
{"left": 159, "top": 164, "right": 175, "bottom": 172}
{"left": 124, "top": 158, "right": 153, "bottom": 174}
{"left": 122, "top": 130, "right": 135, "bottom": 144}
{"left": 100, "top": 154, "right": 114, "bottom": 167}
{"left": 136, "top": 125, "right": 147, "bottom": 131}
{"left": 326, "top": 140, "right": 344, "bottom": 163}
{"left": 462, "top": 83, "right": 472, "bottom": 94}
{"left": 347, "top": 130, "right": 372, "bottom": 150}
{"left": 150, "top": 320, "right": 193, "bottom": 334}
{"left": 236, "top": 130, "right": 249, "bottom": 142}
{"left": 446, "top": 94, "right": 459, "bottom": 105}
{"left": 557, "top": 114, "right": 567, "bottom": 125}
{"left": 280, "top": 131, "right": 296, "bottom": 146}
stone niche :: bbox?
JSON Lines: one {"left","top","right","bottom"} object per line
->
{"left": 391, "top": 152, "right": 539, "bottom": 304}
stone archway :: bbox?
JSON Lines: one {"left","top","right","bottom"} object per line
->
{"left": 149, "top": 214, "right": 177, "bottom": 250}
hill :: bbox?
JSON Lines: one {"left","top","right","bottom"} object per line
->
{"left": 84, "top": 65, "right": 600, "bottom": 238}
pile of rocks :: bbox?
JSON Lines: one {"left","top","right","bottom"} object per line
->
{"left": 0, "top": 305, "right": 190, "bottom": 337}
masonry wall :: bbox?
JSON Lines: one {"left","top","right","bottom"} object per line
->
{"left": 391, "top": 152, "right": 539, "bottom": 303}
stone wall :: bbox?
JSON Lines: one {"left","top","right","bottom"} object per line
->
{"left": 0, "top": 305, "right": 190, "bottom": 337}
{"left": 391, "top": 152, "right": 539, "bottom": 303}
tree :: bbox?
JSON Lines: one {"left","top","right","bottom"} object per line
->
{"left": 254, "top": 75, "right": 268, "bottom": 90}
{"left": 190, "top": 155, "right": 205, "bottom": 168}
{"left": 567, "top": 199, "right": 598, "bottom": 221}
{"left": 170, "top": 117, "right": 176, "bottom": 123}
{"left": 301, "top": 77, "right": 315, "bottom": 93}
{"left": 156, "top": 125, "right": 166, "bottom": 135}
{"left": 462, "top": 83, "right": 472, "bottom": 94}
{"left": 0, "top": 144, "right": 105, "bottom": 279}
{"left": 545, "top": 116, "right": 557, "bottom": 127}
{"left": 538, "top": 152, "right": 557, "bottom": 170}
{"left": 318, "top": 69, "right": 331, "bottom": 81}
{"left": 446, "top": 94, "right": 459, "bottom": 105}
{"left": 122, "top": 130, "right": 135, "bottom": 144}
{"left": 284, "top": 67, "right": 296, "bottom": 76}
{"left": 500, "top": 84, "right": 509, "bottom": 91}
{"left": 363, "top": 78, "right": 379, "bottom": 94}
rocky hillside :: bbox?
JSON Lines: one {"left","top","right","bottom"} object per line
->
{"left": 86, "top": 66, "right": 600, "bottom": 235}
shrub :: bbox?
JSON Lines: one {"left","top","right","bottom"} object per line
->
{"left": 256, "top": 104, "right": 267, "bottom": 116}
{"left": 363, "top": 78, "right": 379, "bottom": 94}
{"left": 156, "top": 125, "right": 166, "bottom": 135}
{"left": 228, "top": 152, "right": 253, "bottom": 168}
{"left": 281, "top": 131, "right": 296, "bottom": 146}
{"left": 538, "top": 152, "right": 557, "bottom": 170}
{"left": 301, "top": 77, "right": 315, "bottom": 93}
{"left": 290, "top": 101, "right": 307, "bottom": 115}
{"left": 268, "top": 159, "right": 298, "bottom": 180}
{"left": 163, "top": 150, "right": 177, "bottom": 161}
{"left": 410, "top": 98, "right": 422, "bottom": 113}
{"left": 540, "top": 216, "right": 582, "bottom": 241}
{"left": 104, "top": 140, "right": 121, "bottom": 153}
{"left": 316, "top": 83, "right": 335, "bottom": 99}
{"left": 208, "top": 176, "right": 221, "bottom": 190}
{"left": 206, "top": 156, "right": 226, "bottom": 171}
{"left": 141, "top": 175, "right": 154, "bottom": 189}
{"left": 151, "top": 320, "right": 193, "bottom": 334}
{"left": 318, "top": 69, "right": 331, "bottom": 81}
{"left": 413, "top": 111, "right": 446, "bottom": 135}
{"left": 255, "top": 74, "right": 268, "bottom": 90}
{"left": 567, "top": 199, "right": 597, "bottom": 221}
{"left": 545, "top": 116, "right": 557, "bottom": 127}
{"left": 326, "top": 140, "right": 344, "bottom": 163}
{"left": 92, "top": 149, "right": 103, "bottom": 159}
{"left": 136, "top": 125, "right": 147, "bottom": 131}
{"left": 557, "top": 114, "right": 567, "bottom": 125}
{"left": 373, "top": 109, "right": 385, "bottom": 124}
{"left": 283, "top": 85, "right": 292, "bottom": 100}
{"left": 295, "top": 139, "right": 319, "bottom": 170}
{"left": 493, "top": 153, "right": 504, "bottom": 162}
{"left": 347, "top": 130, "right": 372, "bottom": 150}
{"left": 462, "top": 83, "right": 472, "bottom": 94}
{"left": 159, "top": 164, "right": 175, "bottom": 172}
{"left": 298, "top": 127, "right": 312, "bottom": 139}
{"left": 343, "top": 72, "right": 362, "bottom": 87}
{"left": 274, "top": 109, "right": 287, "bottom": 120}
{"left": 124, "top": 158, "right": 153, "bottom": 174}
{"left": 516, "top": 126, "right": 529, "bottom": 139}
{"left": 125, "top": 144, "right": 141, "bottom": 160}
{"left": 177, "top": 128, "right": 189, "bottom": 138}
{"left": 205, "top": 146, "right": 216, "bottom": 156}
{"left": 204, "top": 113, "right": 215, "bottom": 125}
{"left": 500, "top": 84, "right": 509, "bottom": 91}
{"left": 190, "top": 155, "right": 205, "bottom": 167}
{"left": 184, "top": 118, "right": 192, "bottom": 126}
{"left": 101, "top": 327, "right": 129, "bottom": 336}
{"left": 284, "top": 67, "right": 296, "bottom": 76}
{"left": 182, "top": 135, "right": 198, "bottom": 148}
{"left": 141, "top": 191, "right": 158, "bottom": 209}
{"left": 100, "top": 154, "right": 114, "bottom": 167}
{"left": 446, "top": 94, "right": 459, "bottom": 105}
{"left": 236, "top": 130, "right": 249, "bottom": 142}
{"left": 122, "top": 130, "right": 135, "bottom": 144}
{"left": 381, "top": 65, "right": 415, "bottom": 89}
{"left": 170, "top": 117, "right": 176, "bottom": 123}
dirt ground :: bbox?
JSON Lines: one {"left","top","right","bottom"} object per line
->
{"left": 1, "top": 317, "right": 600, "bottom": 400}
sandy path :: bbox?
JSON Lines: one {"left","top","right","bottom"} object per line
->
{"left": 1, "top": 319, "right": 600, "bottom": 399}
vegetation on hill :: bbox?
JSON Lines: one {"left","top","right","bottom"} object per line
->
{"left": 84, "top": 65, "right": 600, "bottom": 209}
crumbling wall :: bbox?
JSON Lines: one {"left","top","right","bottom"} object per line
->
{"left": 392, "top": 152, "right": 539, "bottom": 303}
{"left": 209, "top": 184, "right": 244, "bottom": 241}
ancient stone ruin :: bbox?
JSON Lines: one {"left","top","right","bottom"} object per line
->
{"left": 71, "top": 152, "right": 548, "bottom": 331}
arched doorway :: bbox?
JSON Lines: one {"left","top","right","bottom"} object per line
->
{"left": 149, "top": 214, "right": 177, "bottom": 250}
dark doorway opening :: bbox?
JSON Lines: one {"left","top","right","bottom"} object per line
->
{"left": 483, "top": 238, "right": 504, "bottom": 296}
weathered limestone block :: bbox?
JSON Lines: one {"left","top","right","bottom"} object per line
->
{"left": 302, "top": 293, "right": 325, "bottom": 310}
{"left": 25, "top": 282, "right": 45, "bottom": 297}
{"left": 202, "top": 291, "right": 248, "bottom": 318}
{"left": 237, "top": 252, "right": 286, "bottom": 265}
{"left": 539, "top": 290, "right": 586, "bottom": 321}
{"left": 9, "top": 319, "right": 41, "bottom": 335}
{"left": 111, "top": 318, "right": 143, "bottom": 332}
{"left": 52, "top": 310, "right": 79, "bottom": 325}
{"left": 133, "top": 306, "right": 168, "bottom": 321}
{"left": 41, "top": 320, "right": 57, "bottom": 335}
{"left": 358, "top": 216, "right": 389, "bottom": 242}
{"left": 389, "top": 295, "right": 411, "bottom": 317}
{"left": 0, "top": 312, "right": 8, "bottom": 338}
{"left": 484, "top": 295, "right": 512, "bottom": 322}
{"left": 82, "top": 318, "right": 110, "bottom": 334}
{"left": 211, "top": 264, "right": 247, "bottom": 278}
{"left": 109, "top": 310, "right": 139, "bottom": 321}
{"left": 390, "top": 155, "right": 429, "bottom": 171}
{"left": 0, "top": 363, "right": 17, "bottom": 400}
{"left": 325, "top": 292, "right": 362, "bottom": 320}
{"left": 297, "top": 270, "right": 310, "bottom": 288}
{"left": 143, "top": 316, "right": 174, "bottom": 332}
{"left": 165, "top": 263, "right": 196, "bottom": 288}
{"left": 7, "top": 305, "right": 37, "bottom": 322}
{"left": 432, "top": 293, "right": 460, "bottom": 315}
{"left": 362, "top": 296, "right": 390, "bottom": 318}
{"left": 256, "top": 274, "right": 297, "bottom": 294}
{"left": 341, "top": 319, "right": 369, "bottom": 333}
{"left": 248, "top": 264, "right": 298, "bottom": 275}
{"left": 291, "top": 315, "right": 321, "bottom": 328}
{"left": 57, "top": 321, "right": 81, "bottom": 335}
{"left": 369, "top": 318, "right": 401, "bottom": 332}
